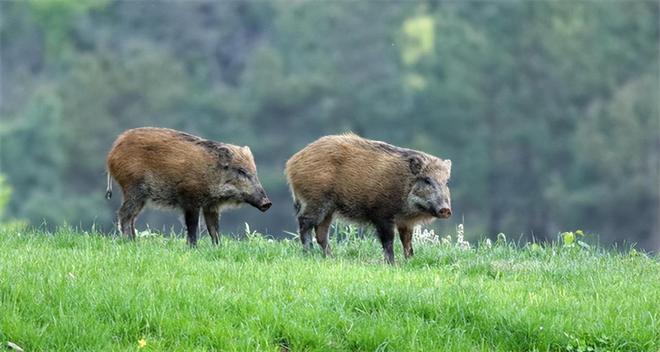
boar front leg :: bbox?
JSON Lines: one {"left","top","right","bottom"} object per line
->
{"left": 184, "top": 207, "right": 200, "bottom": 247}
{"left": 203, "top": 206, "right": 220, "bottom": 245}
{"left": 375, "top": 220, "right": 396, "bottom": 265}
{"left": 397, "top": 225, "right": 414, "bottom": 258}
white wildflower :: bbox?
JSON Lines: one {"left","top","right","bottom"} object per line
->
{"left": 413, "top": 225, "right": 439, "bottom": 245}
{"left": 442, "top": 235, "right": 451, "bottom": 245}
{"left": 456, "top": 223, "right": 470, "bottom": 249}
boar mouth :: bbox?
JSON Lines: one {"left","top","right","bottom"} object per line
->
{"left": 247, "top": 197, "right": 272, "bottom": 212}
{"left": 258, "top": 201, "right": 272, "bottom": 212}
{"left": 417, "top": 203, "right": 437, "bottom": 217}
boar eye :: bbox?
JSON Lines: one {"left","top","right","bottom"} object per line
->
{"left": 421, "top": 177, "right": 433, "bottom": 185}
{"left": 237, "top": 168, "right": 249, "bottom": 178}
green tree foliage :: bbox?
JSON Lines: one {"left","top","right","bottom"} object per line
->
{"left": 0, "top": 175, "right": 11, "bottom": 218}
{"left": 0, "top": 1, "right": 657, "bottom": 247}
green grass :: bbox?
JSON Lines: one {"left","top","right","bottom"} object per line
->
{"left": 1, "top": 227, "right": 659, "bottom": 351}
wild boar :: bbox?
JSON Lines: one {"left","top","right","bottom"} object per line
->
{"left": 285, "top": 133, "right": 452, "bottom": 264}
{"left": 106, "top": 127, "right": 271, "bottom": 246}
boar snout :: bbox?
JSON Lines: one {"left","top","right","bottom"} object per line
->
{"left": 438, "top": 207, "right": 452, "bottom": 218}
{"left": 258, "top": 198, "right": 272, "bottom": 212}
{"left": 247, "top": 188, "right": 272, "bottom": 212}
{"left": 430, "top": 202, "right": 452, "bottom": 218}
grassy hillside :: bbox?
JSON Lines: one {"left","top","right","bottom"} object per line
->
{"left": 1, "top": 227, "right": 659, "bottom": 351}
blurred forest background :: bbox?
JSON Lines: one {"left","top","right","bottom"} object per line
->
{"left": 1, "top": 1, "right": 658, "bottom": 248}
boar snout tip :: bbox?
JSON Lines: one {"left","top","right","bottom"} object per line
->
{"left": 430, "top": 203, "right": 451, "bottom": 218}
{"left": 258, "top": 199, "right": 272, "bottom": 212}
{"left": 437, "top": 207, "right": 452, "bottom": 218}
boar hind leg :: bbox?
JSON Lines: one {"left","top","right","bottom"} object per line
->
{"left": 203, "top": 207, "right": 220, "bottom": 246}
{"left": 375, "top": 220, "right": 396, "bottom": 265}
{"left": 184, "top": 208, "right": 200, "bottom": 247}
{"left": 297, "top": 215, "right": 315, "bottom": 252}
{"left": 118, "top": 194, "right": 145, "bottom": 240}
{"left": 297, "top": 206, "right": 329, "bottom": 252}
{"left": 314, "top": 214, "right": 333, "bottom": 257}
{"left": 397, "top": 225, "right": 414, "bottom": 259}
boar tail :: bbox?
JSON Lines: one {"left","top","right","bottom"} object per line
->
{"left": 293, "top": 198, "right": 301, "bottom": 216}
{"left": 105, "top": 172, "right": 113, "bottom": 200}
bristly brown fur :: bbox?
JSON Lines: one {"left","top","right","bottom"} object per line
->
{"left": 285, "top": 133, "right": 452, "bottom": 264}
{"left": 106, "top": 127, "right": 270, "bottom": 246}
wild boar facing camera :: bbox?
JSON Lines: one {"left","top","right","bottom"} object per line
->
{"left": 285, "top": 133, "right": 452, "bottom": 264}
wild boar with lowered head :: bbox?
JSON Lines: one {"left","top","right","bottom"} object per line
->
{"left": 106, "top": 127, "right": 271, "bottom": 246}
{"left": 285, "top": 133, "right": 452, "bottom": 264}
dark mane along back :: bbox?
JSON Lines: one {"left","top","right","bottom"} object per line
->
{"left": 363, "top": 138, "right": 428, "bottom": 162}
{"left": 175, "top": 131, "right": 232, "bottom": 160}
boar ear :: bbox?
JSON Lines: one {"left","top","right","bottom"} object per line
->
{"left": 444, "top": 159, "right": 452, "bottom": 178}
{"left": 408, "top": 155, "right": 424, "bottom": 175}
{"left": 213, "top": 146, "right": 233, "bottom": 166}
